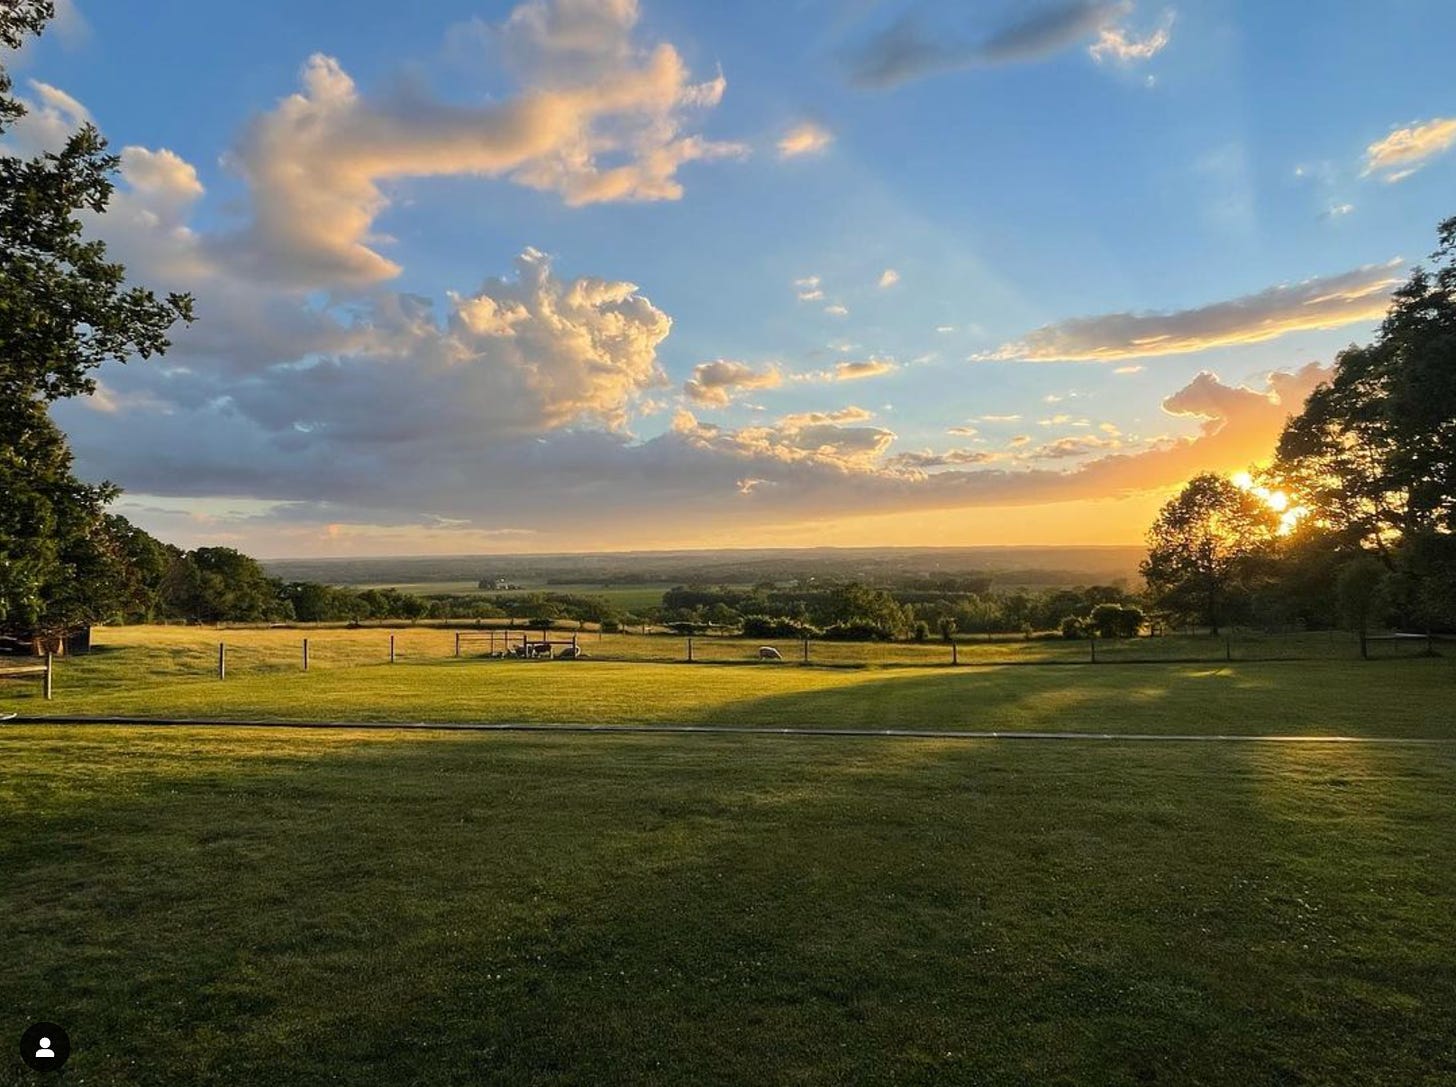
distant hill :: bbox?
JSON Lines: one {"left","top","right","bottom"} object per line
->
{"left": 264, "top": 546, "right": 1145, "bottom": 590}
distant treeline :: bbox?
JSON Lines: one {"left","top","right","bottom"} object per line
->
{"left": 655, "top": 582, "right": 1142, "bottom": 640}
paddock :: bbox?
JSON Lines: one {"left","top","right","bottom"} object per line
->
{"left": 455, "top": 629, "right": 582, "bottom": 659}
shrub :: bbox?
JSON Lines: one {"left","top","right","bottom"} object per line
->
{"left": 912, "top": 620, "right": 931, "bottom": 642}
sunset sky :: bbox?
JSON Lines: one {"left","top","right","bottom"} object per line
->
{"left": 8, "top": 0, "right": 1456, "bottom": 556}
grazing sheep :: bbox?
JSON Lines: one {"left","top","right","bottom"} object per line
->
{"left": 757, "top": 646, "right": 783, "bottom": 660}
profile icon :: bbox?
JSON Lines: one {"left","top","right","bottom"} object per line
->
{"left": 20, "top": 1022, "right": 70, "bottom": 1072}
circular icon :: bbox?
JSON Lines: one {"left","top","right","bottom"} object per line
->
{"left": 20, "top": 1022, "right": 70, "bottom": 1073}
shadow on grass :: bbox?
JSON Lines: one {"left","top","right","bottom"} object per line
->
{"left": 2, "top": 729, "right": 1454, "bottom": 1086}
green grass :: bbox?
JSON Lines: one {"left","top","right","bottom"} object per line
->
{"left": 5, "top": 628, "right": 1455, "bottom": 1082}
{"left": 2, "top": 726, "right": 1453, "bottom": 1085}
{"left": 6, "top": 626, "right": 1455, "bottom": 737}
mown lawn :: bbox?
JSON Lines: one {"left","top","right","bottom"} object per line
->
{"left": 1, "top": 726, "right": 1453, "bottom": 1085}
{"left": 4, "top": 624, "right": 1455, "bottom": 737}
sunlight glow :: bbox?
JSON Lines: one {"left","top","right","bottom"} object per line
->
{"left": 1232, "top": 472, "right": 1309, "bottom": 535}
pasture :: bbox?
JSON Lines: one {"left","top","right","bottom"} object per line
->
{"left": 3, "top": 626, "right": 1455, "bottom": 1085}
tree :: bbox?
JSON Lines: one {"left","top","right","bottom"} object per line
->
{"left": 1, "top": 8, "right": 193, "bottom": 644}
{"left": 937, "top": 616, "right": 957, "bottom": 642}
{"left": 1090, "top": 603, "right": 1143, "bottom": 639}
{"left": 1272, "top": 217, "right": 1456, "bottom": 627}
{"left": 164, "top": 549, "right": 283, "bottom": 624}
{"left": 1336, "top": 556, "right": 1388, "bottom": 659}
{"left": 1141, "top": 474, "right": 1279, "bottom": 634}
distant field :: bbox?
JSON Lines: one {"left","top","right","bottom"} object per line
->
{"left": 344, "top": 581, "right": 674, "bottom": 611}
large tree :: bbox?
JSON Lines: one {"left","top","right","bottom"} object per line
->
{"left": 1273, "top": 217, "right": 1456, "bottom": 628}
{"left": 1141, "top": 473, "right": 1279, "bottom": 634}
{"left": 0, "top": 4, "right": 193, "bottom": 646}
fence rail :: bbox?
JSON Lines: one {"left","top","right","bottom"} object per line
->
{"left": 3, "top": 627, "right": 1442, "bottom": 704}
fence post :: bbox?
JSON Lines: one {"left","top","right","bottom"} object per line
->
{"left": 303, "top": 638, "right": 309, "bottom": 671}
{"left": 687, "top": 636, "right": 694, "bottom": 662}
{"left": 455, "top": 632, "right": 461, "bottom": 658}
{"left": 802, "top": 636, "right": 809, "bottom": 664}
{"left": 390, "top": 634, "right": 396, "bottom": 664}
{"left": 1090, "top": 638, "right": 1097, "bottom": 663}
{"left": 43, "top": 652, "right": 53, "bottom": 700}
{"left": 951, "top": 641, "right": 958, "bottom": 666}
{"left": 1225, "top": 635, "right": 1232, "bottom": 662}
{"left": 218, "top": 642, "right": 226, "bottom": 680}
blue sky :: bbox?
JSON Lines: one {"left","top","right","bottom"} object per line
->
{"left": 9, "top": 0, "right": 1456, "bottom": 554}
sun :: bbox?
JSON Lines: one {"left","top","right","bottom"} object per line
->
{"left": 1231, "top": 471, "right": 1309, "bottom": 535}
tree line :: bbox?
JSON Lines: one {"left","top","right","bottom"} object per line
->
{"left": 1142, "top": 216, "right": 1456, "bottom": 644}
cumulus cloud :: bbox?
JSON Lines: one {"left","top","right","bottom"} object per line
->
{"left": 683, "top": 360, "right": 783, "bottom": 406}
{"left": 886, "top": 448, "right": 1001, "bottom": 470}
{"left": 824, "top": 303, "right": 849, "bottom": 316}
{"left": 983, "top": 260, "right": 1401, "bottom": 362}
{"left": 777, "top": 121, "right": 833, "bottom": 158}
{"left": 216, "top": 0, "right": 744, "bottom": 288}
{"left": 0, "top": 79, "right": 89, "bottom": 155}
{"left": 779, "top": 406, "right": 875, "bottom": 427}
{"left": 1362, "top": 117, "right": 1456, "bottom": 182}
{"left": 1020, "top": 434, "right": 1123, "bottom": 459}
{"left": 878, "top": 268, "right": 900, "bottom": 288}
{"left": 796, "top": 358, "right": 899, "bottom": 383}
{"left": 848, "top": 1, "right": 1132, "bottom": 88}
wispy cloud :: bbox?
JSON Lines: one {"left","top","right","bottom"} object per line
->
{"left": 1362, "top": 117, "right": 1456, "bottom": 182}
{"left": 777, "top": 121, "right": 834, "bottom": 158}
{"left": 848, "top": 1, "right": 1133, "bottom": 89}
{"left": 1088, "top": 9, "right": 1173, "bottom": 64}
{"left": 877, "top": 267, "right": 900, "bottom": 288}
{"left": 982, "top": 260, "right": 1401, "bottom": 362}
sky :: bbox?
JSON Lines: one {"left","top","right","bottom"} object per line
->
{"left": 5, "top": 0, "right": 1455, "bottom": 557}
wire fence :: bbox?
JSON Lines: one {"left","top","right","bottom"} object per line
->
{"left": 19, "top": 625, "right": 1442, "bottom": 692}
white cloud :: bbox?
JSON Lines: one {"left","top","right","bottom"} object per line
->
{"left": 0, "top": 80, "right": 89, "bottom": 156}
{"left": 1088, "top": 9, "right": 1173, "bottom": 64}
{"left": 797, "top": 358, "right": 898, "bottom": 383}
{"left": 216, "top": 0, "right": 744, "bottom": 288}
{"left": 983, "top": 260, "right": 1401, "bottom": 362}
{"left": 878, "top": 268, "right": 900, "bottom": 288}
{"left": 1362, "top": 117, "right": 1456, "bottom": 182}
{"left": 777, "top": 121, "right": 833, "bottom": 159}
{"left": 824, "top": 303, "right": 849, "bottom": 316}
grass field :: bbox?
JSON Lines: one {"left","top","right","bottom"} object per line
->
{"left": 4, "top": 627, "right": 1455, "bottom": 1084}
{"left": 2, "top": 726, "right": 1454, "bottom": 1085}
{"left": 4, "top": 625, "right": 1453, "bottom": 737}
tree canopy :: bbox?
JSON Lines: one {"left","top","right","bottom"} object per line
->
{"left": 0, "top": 7, "right": 193, "bottom": 644}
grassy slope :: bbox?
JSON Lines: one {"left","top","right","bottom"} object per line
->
{"left": 1, "top": 726, "right": 1453, "bottom": 1086}
{"left": 4, "top": 625, "right": 1454, "bottom": 736}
